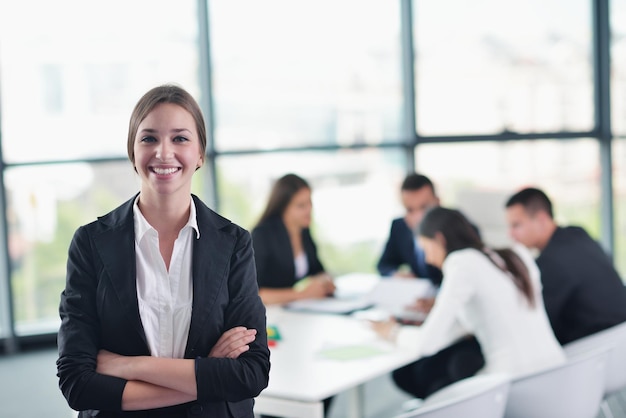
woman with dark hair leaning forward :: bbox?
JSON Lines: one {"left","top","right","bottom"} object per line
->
{"left": 57, "top": 84, "right": 270, "bottom": 417}
{"left": 373, "top": 206, "right": 565, "bottom": 399}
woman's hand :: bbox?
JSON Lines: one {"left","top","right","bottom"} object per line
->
{"left": 406, "top": 297, "right": 436, "bottom": 315}
{"left": 369, "top": 317, "right": 401, "bottom": 342}
{"left": 209, "top": 326, "right": 257, "bottom": 359}
{"left": 298, "top": 273, "right": 336, "bottom": 299}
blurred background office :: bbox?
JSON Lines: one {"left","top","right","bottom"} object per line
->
{"left": 0, "top": 0, "right": 625, "bottom": 358}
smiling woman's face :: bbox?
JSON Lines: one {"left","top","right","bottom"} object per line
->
{"left": 133, "top": 102, "right": 204, "bottom": 201}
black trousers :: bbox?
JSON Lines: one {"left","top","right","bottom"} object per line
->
{"left": 392, "top": 336, "right": 485, "bottom": 399}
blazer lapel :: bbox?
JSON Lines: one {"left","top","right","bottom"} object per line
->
{"left": 186, "top": 197, "right": 234, "bottom": 353}
{"left": 93, "top": 198, "right": 147, "bottom": 346}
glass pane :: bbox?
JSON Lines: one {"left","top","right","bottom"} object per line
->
{"left": 215, "top": 149, "right": 408, "bottom": 274}
{"left": 415, "top": 139, "right": 601, "bottom": 248}
{"left": 612, "top": 0, "right": 626, "bottom": 135}
{"left": 209, "top": 0, "right": 404, "bottom": 151}
{"left": 414, "top": 0, "right": 593, "bottom": 136}
{"left": 0, "top": 0, "right": 199, "bottom": 163}
{"left": 7, "top": 162, "right": 138, "bottom": 335}
{"left": 615, "top": 138, "right": 626, "bottom": 279}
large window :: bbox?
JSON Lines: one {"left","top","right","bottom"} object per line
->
{"left": 0, "top": 0, "right": 200, "bottom": 163}
{"left": 6, "top": 163, "right": 137, "bottom": 335}
{"left": 414, "top": 0, "right": 593, "bottom": 136}
{"left": 0, "top": 0, "right": 623, "bottom": 345}
{"left": 0, "top": 0, "right": 200, "bottom": 336}
{"left": 209, "top": 0, "right": 405, "bottom": 151}
{"left": 612, "top": 0, "right": 626, "bottom": 277}
{"left": 415, "top": 139, "right": 601, "bottom": 248}
{"left": 216, "top": 149, "right": 408, "bottom": 275}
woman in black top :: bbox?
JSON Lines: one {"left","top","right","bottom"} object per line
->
{"left": 252, "top": 173, "right": 335, "bottom": 305}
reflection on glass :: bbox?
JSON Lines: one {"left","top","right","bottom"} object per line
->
{"left": 7, "top": 162, "right": 138, "bottom": 335}
{"left": 415, "top": 139, "right": 601, "bottom": 249}
{"left": 216, "top": 150, "right": 408, "bottom": 274}
{"left": 0, "top": 0, "right": 198, "bottom": 163}
{"left": 414, "top": 0, "right": 593, "bottom": 136}
{"left": 612, "top": 0, "right": 626, "bottom": 135}
{"left": 209, "top": 0, "right": 404, "bottom": 151}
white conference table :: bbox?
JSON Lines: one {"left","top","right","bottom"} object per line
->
{"left": 253, "top": 305, "right": 422, "bottom": 418}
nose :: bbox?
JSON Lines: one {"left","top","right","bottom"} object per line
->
{"left": 156, "top": 141, "right": 173, "bottom": 161}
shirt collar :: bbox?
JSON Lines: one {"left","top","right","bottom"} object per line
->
{"left": 133, "top": 196, "right": 200, "bottom": 241}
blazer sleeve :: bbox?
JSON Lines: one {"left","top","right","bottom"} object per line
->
{"left": 195, "top": 228, "right": 270, "bottom": 403}
{"left": 377, "top": 219, "right": 406, "bottom": 276}
{"left": 251, "top": 222, "right": 295, "bottom": 288}
{"left": 57, "top": 226, "right": 128, "bottom": 412}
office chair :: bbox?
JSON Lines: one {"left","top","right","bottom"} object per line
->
{"left": 503, "top": 348, "right": 608, "bottom": 418}
{"left": 394, "top": 374, "right": 510, "bottom": 418}
{"left": 563, "top": 321, "right": 626, "bottom": 418}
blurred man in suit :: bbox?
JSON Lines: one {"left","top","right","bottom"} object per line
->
{"left": 377, "top": 173, "right": 442, "bottom": 285}
{"left": 505, "top": 187, "right": 626, "bottom": 344}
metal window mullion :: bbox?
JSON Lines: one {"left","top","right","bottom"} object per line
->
{"left": 198, "top": 0, "right": 219, "bottom": 210}
{"left": 593, "top": 0, "right": 614, "bottom": 256}
{"left": 400, "top": 0, "right": 417, "bottom": 171}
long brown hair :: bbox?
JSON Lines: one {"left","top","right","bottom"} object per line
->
{"left": 419, "top": 207, "right": 535, "bottom": 307}
{"left": 256, "top": 174, "right": 310, "bottom": 227}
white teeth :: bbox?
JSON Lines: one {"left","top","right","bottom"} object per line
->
{"left": 153, "top": 167, "right": 178, "bottom": 175}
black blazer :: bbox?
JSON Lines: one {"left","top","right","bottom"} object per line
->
{"left": 537, "top": 226, "right": 626, "bottom": 345}
{"left": 377, "top": 218, "right": 442, "bottom": 285}
{"left": 251, "top": 216, "right": 324, "bottom": 289}
{"left": 57, "top": 194, "right": 270, "bottom": 418}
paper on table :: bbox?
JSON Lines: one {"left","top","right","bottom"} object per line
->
{"left": 317, "top": 344, "right": 387, "bottom": 361}
{"left": 285, "top": 297, "right": 373, "bottom": 314}
{"left": 366, "top": 278, "right": 437, "bottom": 315}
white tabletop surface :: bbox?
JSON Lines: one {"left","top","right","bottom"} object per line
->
{"left": 261, "top": 305, "right": 421, "bottom": 402}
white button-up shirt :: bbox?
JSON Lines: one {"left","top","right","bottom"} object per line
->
{"left": 133, "top": 197, "right": 199, "bottom": 358}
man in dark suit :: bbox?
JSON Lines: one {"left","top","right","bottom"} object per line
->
{"left": 377, "top": 173, "right": 442, "bottom": 285}
{"left": 505, "top": 187, "right": 626, "bottom": 345}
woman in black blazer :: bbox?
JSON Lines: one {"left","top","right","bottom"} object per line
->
{"left": 251, "top": 173, "right": 334, "bottom": 417}
{"left": 57, "top": 85, "right": 270, "bottom": 418}
{"left": 251, "top": 174, "right": 335, "bottom": 306}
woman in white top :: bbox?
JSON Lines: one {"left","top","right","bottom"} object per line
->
{"left": 377, "top": 207, "right": 565, "bottom": 394}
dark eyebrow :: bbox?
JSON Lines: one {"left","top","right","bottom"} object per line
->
{"left": 138, "top": 128, "right": 192, "bottom": 135}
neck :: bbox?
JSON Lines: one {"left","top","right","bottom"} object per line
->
{"left": 537, "top": 222, "right": 558, "bottom": 251}
{"left": 138, "top": 192, "right": 190, "bottom": 234}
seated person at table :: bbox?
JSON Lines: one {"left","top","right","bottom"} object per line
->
{"left": 252, "top": 173, "right": 335, "bottom": 417}
{"left": 377, "top": 173, "right": 442, "bottom": 285}
{"left": 373, "top": 207, "right": 565, "bottom": 399}
{"left": 251, "top": 173, "right": 335, "bottom": 306}
{"left": 378, "top": 174, "right": 484, "bottom": 398}
{"left": 505, "top": 187, "right": 626, "bottom": 344}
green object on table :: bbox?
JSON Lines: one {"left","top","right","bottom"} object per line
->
{"left": 267, "top": 325, "right": 282, "bottom": 341}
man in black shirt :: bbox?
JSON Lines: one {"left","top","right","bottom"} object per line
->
{"left": 505, "top": 187, "right": 626, "bottom": 344}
